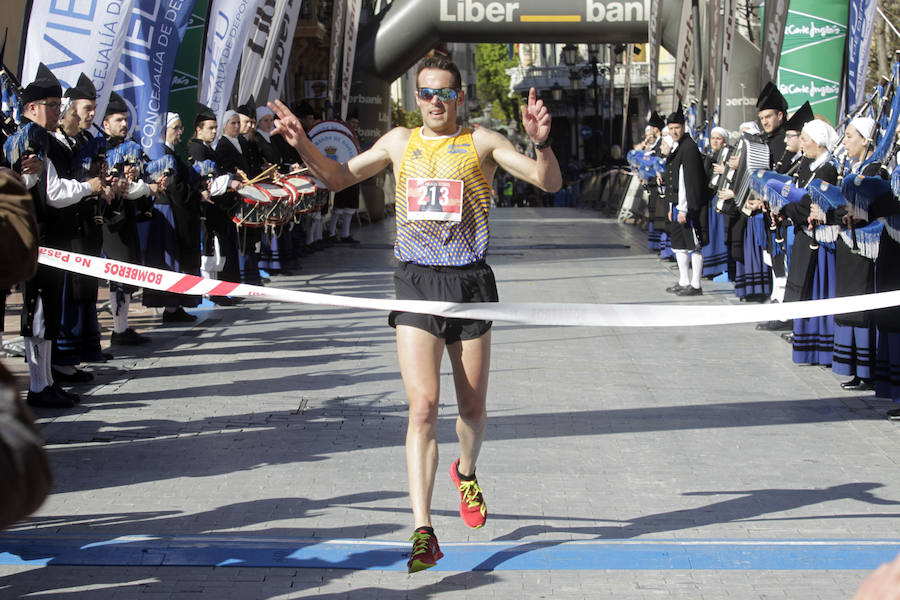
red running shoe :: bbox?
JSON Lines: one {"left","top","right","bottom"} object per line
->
{"left": 450, "top": 458, "right": 487, "bottom": 529}
{"left": 407, "top": 528, "right": 444, "bottom": 573}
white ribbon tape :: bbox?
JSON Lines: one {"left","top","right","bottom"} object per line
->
{"left": 37, "top": 247, "right": 900, "bottom": 328}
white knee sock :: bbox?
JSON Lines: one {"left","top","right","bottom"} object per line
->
{"left": 25, "top": 336, "right": 52, "bottom": 392}
{"left": 305, "top": 216, "right": 315, "bottom": 245}
{"left": 674, "top": 249, "right": 690, "bottom": 286}
{"left": 341, "top": 209, "right": 355, "bottom": 238}
{"left": 771, "top": 275, "right": 787, "bottom": 303}
{"left": 113, "top": 291, "right": 130, "bottom": 334}
{"left": 690, "top": 252, "right": 704, "bottom": 289}
{"left": 328, "top": 212, "right": 339, "bottom": 237}
{"left": 313, "top": 214, "right": 323, "bottom": 241}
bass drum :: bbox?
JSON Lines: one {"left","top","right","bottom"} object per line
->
{"left": 308, "top": 128, "right": 359, "bottom": 191}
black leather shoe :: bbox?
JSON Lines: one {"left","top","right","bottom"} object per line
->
{"left": 51, "top": 367, "right": 94, "bottom": 383}
{"left": 676, "top": 286, "right": 702, "bottom": 296}
{"left": 111, "top": 328, "right": 151, "bottom": 345}
{"left": 666, "top": 284, "right": 685, "bottom": 294}
{"left": 781, "top": 331, "right": 794, "bottom": 343}
{"left": 854, "top": 379, "right": 875, "bottom": 391}
{"left": 27, "top": 386, "right": 75, "bottom": 409}
{"left": 162, "top": 307, "right": 198, "bottom": 323}
{"left": 756, "top": 320, "right": 792, "bottom": 331}
{"left": 210, "top": 296, "right": 236, "bottom": 306}
{"left": 339, "top": 236, "right": 360, "bottom": 244}
{"left": 52, "top": 383, "right": 81, "bottom": 404}
{"left": 840, "top": 377, "right": 862, "bottom": 390}
{"left": 84, "top": 351, "right": 113, "bottom": 363}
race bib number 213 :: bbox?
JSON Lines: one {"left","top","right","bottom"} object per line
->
{"left": 406, "top": 178, "right": 464, "bottom": 222}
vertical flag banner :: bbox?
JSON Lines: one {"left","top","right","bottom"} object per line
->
{"left": 759, "top": 0, "right": 791, "bottom": 90}
{"left": 23, "top": 0, "right": 135, "bottom": 118}
{"left": 673, "top": 0, "right": 695, "bottom": 109}
{"left": 340, "top": 0, "right": 362, "bottom": 120}
{"left": 327, "top": 0, "right": 346, "bottom": 109}
{"left": 238, "top": 0, "right": 300, "bottom": 105}
{"left": 777, "top": 0, "right": 849, "bottom": 124}
{"left": 168, "top": 0, "right": 210, "bottom": 159}
{"left": 115, "top": 0, "right": 198, "bottom": 159}
{"left": 846, "top": 0, "right": 878, "bottom": 112}
{"left": 719, "top": 0, "right": 736, "bottom": 114}
{"left": 263, "top": 0, "right": 302, "bottom": 104}
{"left": 199, "top": 0, "right": 261, "bottom": 125}
{"left": 622, "top": 43, "right": 633, "bottom": 149}
{"left": 647, "top": 0, "right": 661, "bottom": 106}
{"left": 237, "top": 0, "right": 280, "bottom": 104}
{"left": 707, "top": 0, "right": 723, "bottom": 123}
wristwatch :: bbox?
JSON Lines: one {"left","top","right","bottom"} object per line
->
{"left": 533, "top": 137, "right": 552, "bottom": 150}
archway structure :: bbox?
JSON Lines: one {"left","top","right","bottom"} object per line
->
{"left": 350, "top": 0, "right": 758, "bottom": 217}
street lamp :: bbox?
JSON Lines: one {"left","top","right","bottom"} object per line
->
{"left": 551, "top": 83, "right": 564, "bottom": 102}
{"left": 562, "top": 43, "right": 579, "bottom": 68}
{"left": 587, "top": 43, "right": 602, "bottom": 166}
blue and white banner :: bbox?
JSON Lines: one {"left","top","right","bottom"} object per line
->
{"left": 23, "top": 0, "right": 135, "bottom": 119}
{"left": 847, "top": 0, "right": 878, "bottom": 112}
{"left": 115, "top": 0, "right": 197, "bottom": 159}
{"left": 200, "top": 0, "right": 262, "bottom": 126}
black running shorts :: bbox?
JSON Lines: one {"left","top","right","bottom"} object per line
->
{"left": 388, "top": 261, "right": 498, "bottom": 343}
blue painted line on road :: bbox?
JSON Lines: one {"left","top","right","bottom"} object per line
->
{"left": 0, "top": 536, "right": 898, "bottom": 571}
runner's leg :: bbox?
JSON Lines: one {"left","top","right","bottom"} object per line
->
{"left": 397, "top": 325, "right": 445, "bottom": 528}
{"left": 447, "top": 331, "right": 491, "bottom": 477}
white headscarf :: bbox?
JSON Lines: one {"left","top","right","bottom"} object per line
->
{"left": 166, "top": 112, "right": 181, "bottom": 129}
{"left": 256, "top": 106, "right": 274, "bottom": 121}
{"left": 661, "top": 135, "right": 675, "bottom": 151}
{"left": 803, "top": 119, "right": 838, "bottom": 149}
{"left": 221, "top": 110, "right": 242, "bottom": 153}
{"left": 222, "top": 110, "right": 239, "bottom": 128}
{"left": 711, "top": 126, "right": 729, "bottom": 141}
{"left": 849, "top": 116, "right": 876, "bottom": 141}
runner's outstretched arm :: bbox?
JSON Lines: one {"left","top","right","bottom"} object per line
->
{"left": 268, "top": 99, "right": 397, "bottom": 191}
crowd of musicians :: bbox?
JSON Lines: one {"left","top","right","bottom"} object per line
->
{"left": 0, "top": 63, "right": 361, "bottom": 410}
{"left": 631, "top": 81, "right": 900, "bottom": 419}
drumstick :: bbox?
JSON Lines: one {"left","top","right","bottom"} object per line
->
{"left": 284, "top": 166, "right": 310, "bottom": 176}
{"left": 246, "top": 164, "right": 279, "bottom": 185}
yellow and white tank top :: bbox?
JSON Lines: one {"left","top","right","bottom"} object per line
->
{"left": 394, "top": 126, "right": 492, "bottom": 266}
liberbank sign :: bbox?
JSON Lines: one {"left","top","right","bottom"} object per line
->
{"left": 438, "top": 0, "right": 649, "bottom": 23}
{"left": 362, "top": 0, "right": 650, "bottom": 80}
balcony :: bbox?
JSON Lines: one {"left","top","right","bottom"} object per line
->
{"left": 507, "top": 58, "right": 676, "bottom": 96}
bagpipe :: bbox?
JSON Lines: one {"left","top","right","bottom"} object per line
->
{"left": 0, "top": 31, "right": 22, "bottom": 137}
{"left": 3, "top": 121, "right": 48, "bottom": 166}
{"left": 626, "top": 149, "right": 665, "bottom": 183}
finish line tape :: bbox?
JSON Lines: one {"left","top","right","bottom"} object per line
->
{"left": 37, "top": 246, "right": 900, "bottom": 328}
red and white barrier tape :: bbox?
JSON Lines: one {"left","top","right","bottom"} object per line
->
{"left": 37, "top": 246, "right": 900, "bottom": 328}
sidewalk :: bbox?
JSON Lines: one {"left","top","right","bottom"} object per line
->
{"left": 1, "top": 207, "right": 898, "bottom": 599}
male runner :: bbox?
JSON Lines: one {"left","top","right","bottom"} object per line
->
{"left": 270, "top": 56, "right": 562, "bottom": 572}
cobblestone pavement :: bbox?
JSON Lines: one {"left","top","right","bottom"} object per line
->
{"left": 1, "top": 208, "right": 898, "bottom": 599}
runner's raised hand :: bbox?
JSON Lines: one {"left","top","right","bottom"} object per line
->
{"left": 520, "top": 87, "right": 551, "bottom": 146}
{"left": 268, "top": 99, "right": 308, "bottom": 150}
